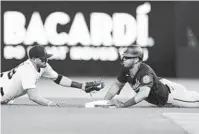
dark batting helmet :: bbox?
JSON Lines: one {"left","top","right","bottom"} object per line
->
{"left": 121, "top": 45, "right": 144, "bottom": 60}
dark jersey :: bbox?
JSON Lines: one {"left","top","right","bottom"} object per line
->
{"left": 117, "top": 63, "right": 169, "bottom": 107}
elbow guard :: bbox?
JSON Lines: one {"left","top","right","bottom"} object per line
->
{"left": 54, "top": 74, "right": 63, "bottom": 84}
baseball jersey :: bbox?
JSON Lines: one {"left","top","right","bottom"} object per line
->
{"left": 0, "top": 59, "right": 58, "bottom": 102}
{"left": 117, "top": 63, "right": 170, "bottom": 106}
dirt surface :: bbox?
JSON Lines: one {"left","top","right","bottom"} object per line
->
{"left": 2, "top": 98, "right": 199, "bottom": 134}
{"left": 1, "top": 78, "right": 199, "bottom": 134}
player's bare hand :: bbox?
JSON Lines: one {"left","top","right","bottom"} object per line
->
{"left": 48, "top": 101, "right": 66, "bottom": 107}
{"left": 110, "top": 100, "right": 126, "bottom": 108}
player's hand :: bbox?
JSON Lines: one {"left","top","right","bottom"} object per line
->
{"left": 83, "top": 80, "right": 105, "bottom": 93}
{"left": 110, "top": 100, "right": 126, "bottom": 108}
{"left": 48, "top": 101, "right": 66, "bottom": 107}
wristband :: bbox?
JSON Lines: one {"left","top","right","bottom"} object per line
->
{"left": 82, "top": 83, "right": 86, "bottom": 91}
{"left": 48, "top": 101, "right": 53, "bottom": 106}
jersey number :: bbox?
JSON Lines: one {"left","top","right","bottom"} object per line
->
{"left": 7, "top": 62, "right": 25, "bottom": 79}
{"left": 8, "top": 69, "right": 16, "bottom": 79}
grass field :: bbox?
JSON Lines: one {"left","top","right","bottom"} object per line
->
{"left": 1, "top": 77, "right": 199, "bottom": 134}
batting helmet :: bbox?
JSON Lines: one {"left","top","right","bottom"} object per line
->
{"left": 121, "top": 45, "right": 144, "bottom": 60}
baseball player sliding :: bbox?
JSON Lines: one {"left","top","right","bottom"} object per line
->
{"left": 0, "top": 45, "right": 104, "bottom": 107}
{"left": 86, "top": 45, "right": 199, "bottom": 108}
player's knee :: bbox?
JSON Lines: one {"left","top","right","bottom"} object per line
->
{"left": 1, "top": 100, "right": 8, "bottom": 104}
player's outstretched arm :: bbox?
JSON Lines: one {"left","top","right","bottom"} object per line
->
{"left": 104, "top": 79, "right": 125, "bottom": 100}
{"left": 115, "top": 86, "right": 151, "bottom": 108}
{"left": 53, "top": 75, "right": 104, "bottom": 93}
{"left": 45, "top": 65, "right": 104, "bottom": 93}
{"left": 27, "top": 88, "right": 64, "bottom": 107}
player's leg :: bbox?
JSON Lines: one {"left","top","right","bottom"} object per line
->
{"left": 1, "top": 89, "right": 8, "bottom": 104}
{"left": 159, "top": 78, "right": 187, "bottom": 91}
{"left": 0, "top": 74, "right": 4, "bottom": 104}
{"left": 0, "top": 73, "right": 15, "bottom": 104}
{"left": 160, "top": 78, "right": 199, "bottom": 107}
{"left": 170, "top": 91, "right": 199, "bottom": 108}
{"left": 0, "top": 88, "right": 2, "bottom": 104}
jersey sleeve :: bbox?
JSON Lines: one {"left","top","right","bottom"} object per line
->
{"left": 117, "top": 67, "right": 128, "bottom": 83}
{"left": 42, "top": 63, "right": 58, "bottom": 79}
{"left": 20, "top": 67, "right": 37, "bottom": 90}
{"left": 139, "top": 74, "right": 154, "bottom": 88}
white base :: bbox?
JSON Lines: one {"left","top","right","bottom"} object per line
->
{"left": 85, "top": 100, "right": 116, "bottom": 108}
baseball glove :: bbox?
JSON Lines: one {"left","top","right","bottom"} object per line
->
{"left": 84, "top": 80, "right": 105, "bottom": 93}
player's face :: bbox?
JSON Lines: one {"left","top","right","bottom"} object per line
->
{"left": 36, "top": 57, "right": 48, "bottom": 68}
{"left": 122, "top": 57, "right": 139, "bottom": 68}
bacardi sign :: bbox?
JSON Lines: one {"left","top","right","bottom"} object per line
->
{"left": 3, "top": 2, "right": 153, "bottom": 61}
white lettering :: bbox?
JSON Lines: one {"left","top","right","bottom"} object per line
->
{"left": 24, "top": 12, "right": 48, "bottom": 45}
{"left": 113, "top": 13, "right": 137, "bottom": 46}
{"left": 45, "top": 12, "right": 70, "bottom": 45}
{"left": 4, "top": 11, "right": 26, "bottom": 45}
{"left": 4, "top": 46, "right": 25, "bottom": 59}
{"left": 142, "top": 48, "right": 149, "bottom": 61}
{"left": 90, "top": 13, "right": 112, "bottom": 46}
{"left": 4, "top": 8, "right": 153, "bottom": 47}
{"left": 45, "top": 46, "right": 69, "bottom": 60}
{"left": 68, "top": 12, "right": 90, "bottom": 46}
{"left": 136, "top": 2, "right": 151, "bottom": 47}
{"left": 70, "top": 47, "right": 118, "bottom": 61}
{"left": 3, "top": 3, "right": 154, "bottom": 61}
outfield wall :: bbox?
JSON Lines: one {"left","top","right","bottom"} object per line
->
{"left": 1, "top": 1, "right": 176, "bottom": 77}
{"left": 1, "top": 1, "right": 199, "bottom": 78}
{"left": 175, "top": 2, "right": 199, "bottom": 78}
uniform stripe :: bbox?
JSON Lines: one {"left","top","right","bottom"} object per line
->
{"left": 174, "top": 98, "right": 199, "bottom": 103}
{"left": 163, "top": 113, "right": 199, "bottom": 134}
{"left": 54, "top": 74, "right": 62, "bottom": 84}
{"left": 1, "top": 87, "right": 4, "bottom": 96}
